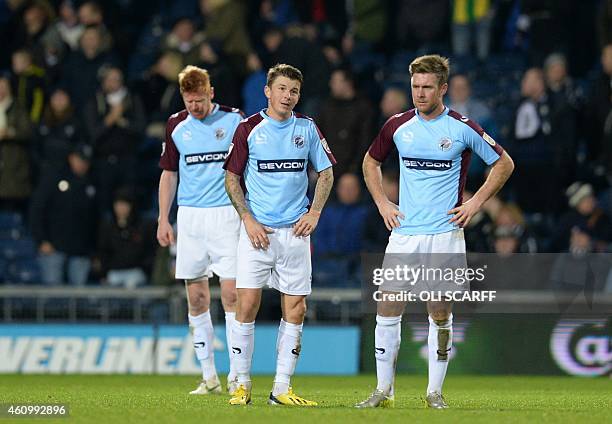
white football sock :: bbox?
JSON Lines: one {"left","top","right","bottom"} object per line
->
{"left": 189, "top": 311, "right": 217, "bottom": 381}
{"left": 225, "top": 311, "right": 237, "bottom": 381}
{"left": 427, "top": 313, "right": 453, "bottom": 395}
{"left": 375, "top": 315, "right": 402, "bottom": 396}
{"left": 231, "top": 320, "right": 255, "bottom": 387}
{"left": 273, "top": 319, "right": 303, "bottom": 396}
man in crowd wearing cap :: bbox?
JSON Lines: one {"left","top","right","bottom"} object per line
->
{"left": 30, "top": 144, "right": 98, "bottom": 285}
{"left": 551, "top": 182, "right": 612, "bottom": 253}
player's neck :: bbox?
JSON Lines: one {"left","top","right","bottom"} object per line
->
{"left": 418, "top": 103, "right": 445, "bottom": 121}
{"left": 265, "top": 107, "right": 292, "bottom": 122}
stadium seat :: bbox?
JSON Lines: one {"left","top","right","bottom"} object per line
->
{"left": 6, "top": 258, "right": 41, "bottom": 285}
{"left": 0, "top": 212, "right": 22, "bottom": 230}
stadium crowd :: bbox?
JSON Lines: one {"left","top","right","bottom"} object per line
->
{"left": 0, "top": 0, "right": 611, "bottom": 289}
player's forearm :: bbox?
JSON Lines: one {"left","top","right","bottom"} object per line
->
{"left": 225, "top": 171, "right": 251, "bottom": 219}
{"left": 158, "top": 170, "right": 177, "bottom": 223}
{"left": 363, "top": 153, "right": 387, "bottom": 207}
{"left": 310, "top": 167, "right": 334, "bottom": 213}
{"left": 472, "top": 152, "right": 514, "bottom": 206}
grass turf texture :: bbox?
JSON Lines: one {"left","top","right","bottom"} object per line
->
{"left": 0, "top": 375, "right": 610, "bottom": 423}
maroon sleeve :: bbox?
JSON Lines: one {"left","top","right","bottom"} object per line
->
{"left": 158, "top": 115, "right": 182, "bottom": 171}
{"left": 368, "top": 117, "right": 397, "bottom": 163}
{"left": 223, "top": 122, "right": 250, "bottom": 176}
{"left": 314, "top": 123, "right": 337, "bottom": 165}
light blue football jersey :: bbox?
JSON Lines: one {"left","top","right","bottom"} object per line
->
{"left": 369, "top": 107, "right": 504, "bottom": 235}
{"left": 160, "top": 104, "right": 244, "bottom": 208}
{"left": 224, "top": 110, "right": 336, "bottom": 227}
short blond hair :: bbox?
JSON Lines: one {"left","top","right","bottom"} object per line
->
{"left": 266, "top": 63, "right": 303, "bottom": 87}
{"left": 178, "top": 65, "right": 211, "bottom": 94}
{"left": 409, "top": 55, "right": 450, "bottom": 86}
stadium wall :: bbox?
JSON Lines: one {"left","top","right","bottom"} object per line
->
{"left": 0, "top": 324, "right": 360, "bottom": 375}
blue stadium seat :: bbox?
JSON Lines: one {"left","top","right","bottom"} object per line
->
{"left": 7, "top": 258, "right": 41, "bottom": 284}
{"left": 0, "top": 212, "right": 22, "bottom": 230}
{"left": 0, "top": 238, "right": 37, "bottom": 260}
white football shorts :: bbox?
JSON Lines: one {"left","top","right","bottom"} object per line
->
{"left": 175, "top": 205, "right": 240, "bottom": 281}
{"left": 381, "top": 229, "right": 467, "bottom": 293}
{"left": 236, "top": 224, "right": 312, "bottom": 295}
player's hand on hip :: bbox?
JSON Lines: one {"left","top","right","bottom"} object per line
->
{"left": 157, "top": 219, "right": 175, "bottom": 247}
{"left": 448, "top": 199, "right": 481, "bottom": 228}
{"left": 244, "top": 214, "right": 273, "bottom": 249}
{"left": 377, "top": 201, "right": 404, "bottom": 230}
{"left": 293, "top": 210, "right": 321, "bottom": 237}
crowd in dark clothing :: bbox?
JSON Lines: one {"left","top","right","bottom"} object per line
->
{"left": 0, "top": 0, "right": 611, "bottom": 288}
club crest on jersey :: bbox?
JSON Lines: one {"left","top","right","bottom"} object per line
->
{"left": 183, "top": 130, "right": 192, "bottom": 141}
{"left": 293, "top": 135, "right": 305, "bottom": 148}
{"left": 215, "top": 127, "right": 226, "bottom": 140}
{"left": 438, "top": 137, "right": 453, "bottom": 151}
{"left": 320, "top": 138, "right": 332, "bottom": 154}
{"left": 483, "top": 132, "right": 496, "bottom": 146}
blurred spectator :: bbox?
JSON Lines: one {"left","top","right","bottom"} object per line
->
{"left": 35, "top": 86, "right": 84, "bottom": 175}
{"left": 463, "top": 190, "right": 494, "bottom": 252}
{"left": 314, "top": 173, "right": 369, "bottom": 257}
{"left": 0, "top": 73, "right": 32, "bottom": 215}
{"left": 60, "top": 25, "right": 119, "bottom": 110}
{"left": 379, "top": 86, "right": 408, "bottom": 125}
{"left": 317, "top": 67, "right": 374, "bottom": 177}
{"left": 492, "top": 202, "right": 539, "bottom": 253}
{"left": 137, "top": 51, "right": 184, "bottom": 139}
{"left": 491, "top": 225, "right": 521, "bottom": 257}
{"left": 77, "top": 1, "right": 112, "bottom": 51}
{"left": 193, "top": 41, "right": 240, "bottom": 107}
{"left": 551, "top": 182, "right": 612, "bottom": 253}
{"left": 30, "top": 144, "right": 98, "bottom": 285}
{"left": 395, "top": 0, "right": 450, "bottom": 51}
{"left": 261, "top": 24, "right": 330, "bottom": 116}
{"left": 448, "top": 73, "right": 492, "bottom": 125}
{"left": 543, "top": 53, "right": 584, "bottom": 111}
{"left": 517, "top": 1, "right": 570, "bottom": 67}
{"left": 199, "top": 0, "right": 254, "bottom": 77}
{"left": 451, "top": 0, "right": 494, "bottom": 60}
{"left": 586, "top": 43, "right": 612, "bottom": 176}
{"left": 10, "top": 1, "right": 62, "bottom": 66}
{"left": 599, "top": 0, "right": 612, "bottom": 50}
{"left": 84, "top": 66, "right": 146, "bottom": 211}
{"left": 55, "top": 0, "right": 84, "bottom": 51}
{"left": 160, "top": 17, "right": 205, "bottom": 64}
{"left": 363, "top": 170, "right": 399, "bottom": 252}
{"left": 509, "top": 67, "right": 575, "bottom": 213}
{"left": 96, "top": 187, "right": 155, "bottom": 288}
{"left": 11, "top": 48, "right": 45, "bottom": 123}
{"left": 377, "top": 86, "right": 408, "bottom": 171}
{"left": 342, "top": 0, "right": 388, "bottom": 52}
{"left": 241, "top": 52, "right": 267, "bottom": 116}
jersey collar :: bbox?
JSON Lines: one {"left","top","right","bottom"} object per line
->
{"left": 194, "top": 103, "right": 219, "bottom": 122}
{"left": 260, "top": 109, "right": 295, "bottom": 128}
{"left": 415, "top": 106, "right": 449, "bottom": 123}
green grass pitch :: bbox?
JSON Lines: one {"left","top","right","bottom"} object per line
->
{"left": 1, "top": 375, "right": 610, "bottom": 423}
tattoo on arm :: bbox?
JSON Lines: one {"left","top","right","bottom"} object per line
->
{"left": 310, "top": 167, "right": 334, "bottom": 213}
{"left": 225, "top": 172, "right": 250, "bottom": 218}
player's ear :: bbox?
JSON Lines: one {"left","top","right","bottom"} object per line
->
{"left": 440, "top": 82, "right": 448, "bottom": 97}
{"left": 209, "top": 86, "right": 215, "bottom": 100}
{"left": 264, "top": 84, "right": 271, "bottom": 100}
